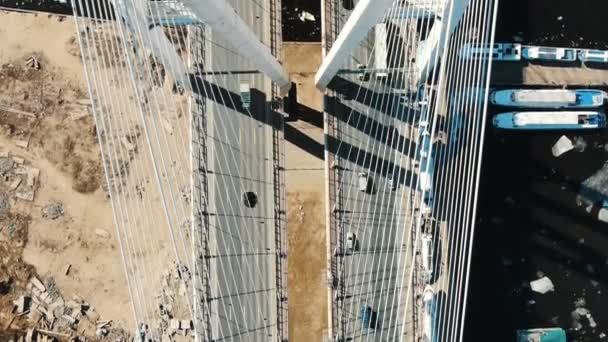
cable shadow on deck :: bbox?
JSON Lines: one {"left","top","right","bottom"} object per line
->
{"left": 325, "top": 95, "right": 417, "bottom": 155}
{"left": 326, "top": 135, "right": 417, "bottom": 189}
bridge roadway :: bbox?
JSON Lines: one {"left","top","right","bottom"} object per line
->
{"left": 325, "top": 1, "right": 419, "bottom": 341}
{"left": 335, "top": 83, "right": 414, "bottom": 341}
{"left": 200, "top": 0, "right": 281, "bottom": 340}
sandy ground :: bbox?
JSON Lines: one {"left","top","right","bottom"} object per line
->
{"left": 0, "top": 9, "right": 132, "bottom": 332}
{"left": 283, "top": 42, "right": 328, "bottom": 342}
{"left": 0, "top": 11, "right": 83, "bottom": 82}
{"left": 0, "top": 12, "right": 330, "bottom": 340}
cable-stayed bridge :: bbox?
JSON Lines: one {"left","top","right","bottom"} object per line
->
{"left": 68, "top": 0, "right": 497, "bottom": 341}
{"left": 321, "top": 0, "right": 498, "bottom": 341}
{"left": 71, "top": 0, "right": 287, "bottom": 340}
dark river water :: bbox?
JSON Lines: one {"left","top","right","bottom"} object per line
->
{"left": 467, "top": 1, "right": 608, "bottom": 341}
{"left": 0, "top": 0, "right": 322, "bottom": 41}
{"left": 2, "top": 1, "right": 608, "bottom": 341}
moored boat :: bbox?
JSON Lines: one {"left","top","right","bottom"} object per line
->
{"left": 490, "top": 89, "right": 606, "bottom": 108}
{"left": 493, "top": 111, "right": 606, "bottom": 130}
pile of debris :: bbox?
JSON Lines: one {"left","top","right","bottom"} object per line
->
{"left": 41, "top": 201, "right": 64, "bottom": 220}
{"left": 24, "top": 56, "right": 40, "bottom": 70}
{"left": 0, "top": 152, "right": 40, "bottom": 202}
{"left": 156, "top": 263, "right": 195, "bottom": 340}
{"left": 7, "top": 275, "right": 129, "bottom": 341}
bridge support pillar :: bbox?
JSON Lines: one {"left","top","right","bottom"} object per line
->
{"left": 315, "top": 0, "right": 395, "bottom": 90}
{"left": 181, "top": 0, "right": 290, "bottom": 88}
{"left": 415, "top": 0, "right": 472, "bottom": 83}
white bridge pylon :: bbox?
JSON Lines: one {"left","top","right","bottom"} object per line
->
{"left": 180, "top": 0, "right": 291, "bottom": 88}
{"left": 118, "top": 0, "right": 290, "bottom": 88}
{"left": 415, "top": 0, "right": 471, "bottom": 84}
{"left": 315, "top": 0, "right": 471, "bottom": 90}
{"left": 315, "top": 0, "right": 395, "bottom": 90}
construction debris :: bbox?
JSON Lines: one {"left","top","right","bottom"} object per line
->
{"left": 3, "top": 275, "right": 132, "bottom": 341}
{"left": 41, "top": 201, "right": 64, "bottom": 220}
{"left": 155, "top": 264, "right": 195, "bottom": 339}
{"left": 0, "top": 157, "right": 14, "bottom": 175}
{"left": 0, "top": 161, "right": 42, "bottom": 202}
{"left": 12, "top": 295, "right": 30, "bottom": 314}
{"left": 0, "top": 192, "right": 10, "bottom": 214}
{"left": 14, "top": 139, "right": 29, "bottom": 150}
{"left": 9, "top": 177, "right": 22, "bottom": 190}
{"left": 15, "top": 189, "right": 35, "bottom": 202}
{"left": 16, "top": 166, "right": 40, "bottom": 188}
{"left": 0, "top": 42, "right": 129, "bottom": 341}
{"left": 24, "top": 56, "right": 40, "bottom": 70}
{"left": 29, "top": 276, "right": 46, "bottom": 292}
{"left": 0, "top": 274, "right": 10, "bottom": 294}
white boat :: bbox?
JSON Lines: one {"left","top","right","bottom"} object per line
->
{"left": 459, "top": 43, "right": 521, "bottom": 61}
{"left": 493, "top": 111, "right": 606, "bottom": 130}
{"left": 578, "top": 49, "right": 608, "bottom": 63}
{"left": 490, "top": 89, "right": 606, "bottom": 108}
{"left": 522, "top": 46, "right": 577, "bottom": 62}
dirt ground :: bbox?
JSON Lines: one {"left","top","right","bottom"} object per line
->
{"left": 286, "top": 191, "right": 327, "bottom": 341}
{"left": 0, "top": 12, "right": 331, "bottom": 341}
{"left": 283, "top": 42, "right": 328, "bottom": 342}
{"left": 0, "top": 9, "right": 132, "bottom": 337}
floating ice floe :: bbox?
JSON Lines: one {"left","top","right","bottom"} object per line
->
{"left": 552, "top": 135, "right": 573, "bottom": 157}
{"left": 530, "top": 276, "right": 555, "bottom": 294}
{"left": 599, "top": 207, "right": 608, "bottom": 223}
{"left": 573, "top": 136, "right": 587, "bottom": 152}
{"left": 298, "top": 11, "right": 316, "bottom": 22}
{"left": 572, "top": 307, "right": 597, "bottom": 329}
{"left": 578, "top": 161, "right": 608, "bottom": 207}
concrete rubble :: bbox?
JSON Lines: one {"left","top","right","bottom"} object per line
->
{"left": 24, "top": 55, "right": 40, "bottom": 70}
{"left": 156, "top": 263, "right": 195, "bottom": 340}
{"left": 0, "top": 192, "right": 10, "bottom": 214}
{"left": 14, "top": 139, "right": 29, "bottom": 149}
{"left": 0, "top": 153, "right": 40, "bottom": 203}
{"left": 41, "top": 201, "right": 64, "bottom": 220}
{"left": 4, "top": 275, "right": 131, "bottom": 341}
{"left": 0, "top": 157, "right": 14, "bottom": 175}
